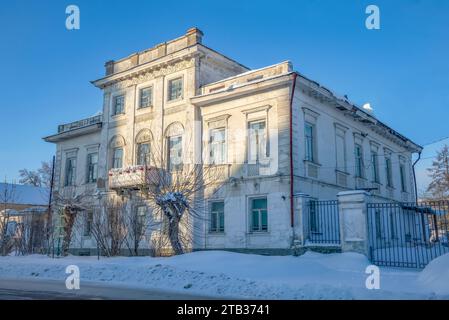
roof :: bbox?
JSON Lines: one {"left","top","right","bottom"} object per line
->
{"left": 0, "top": 183, "right": 49, "bottom": 206}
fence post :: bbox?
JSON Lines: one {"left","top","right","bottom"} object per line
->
{"left": 337, "top": 190, "right": 370, "bottom": 256}
{"left": 293, "top": 193, "right": 311, "bottom": 245}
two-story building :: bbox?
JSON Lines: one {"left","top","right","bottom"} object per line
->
{"left": 44, "top": 28, "right": 422, "bottom": 255}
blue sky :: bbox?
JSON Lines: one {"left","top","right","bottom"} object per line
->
{"left": 0, "top": 0, "right": 448, "bottom": 192}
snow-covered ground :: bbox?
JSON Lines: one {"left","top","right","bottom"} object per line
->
{"left": 0, "top": 251, "right": 448, "bottom": 299}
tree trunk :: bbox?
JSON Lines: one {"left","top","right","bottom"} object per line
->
{"left": 168, "top": 216, "right": 183, "bottom": 255}
{"left": 61, "top": 208, "right": 76, "bottom": 256}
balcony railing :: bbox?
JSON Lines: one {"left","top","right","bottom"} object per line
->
{"left": 108, "top": 165, "right": 161, "bottom": 190}
{"left": 58, "top": 114, "right": 102, "bottom": 134}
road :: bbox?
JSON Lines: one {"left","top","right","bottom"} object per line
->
{"left": 0, "top": 278, "right": 216, "bottom": 300}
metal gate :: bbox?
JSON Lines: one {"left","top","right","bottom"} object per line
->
{"left": 306, "top": 200, "right": 340, "bottom": 245}
{"left": 367, "top": 201, "right": 449, "bottom": 268}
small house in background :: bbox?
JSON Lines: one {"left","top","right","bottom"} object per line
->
{"left": 0, "top": 183, "right": 50, "bottom": 254}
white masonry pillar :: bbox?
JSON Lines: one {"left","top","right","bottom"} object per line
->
{"left": 337, "top": 190, "right": 370, "bottom": 256}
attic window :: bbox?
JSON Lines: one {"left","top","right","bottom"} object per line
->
{"left": 209, "top": 85, "right": 225, "bottom": 93}
{"left": 247, "top": 75, "right": 263, "bottom": 82}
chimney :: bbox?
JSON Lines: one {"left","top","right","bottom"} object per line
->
{"left": 186, "top": 27, "right": 204, "bottom": 46}
{"left": 105, "top": 60, "right": 114, "bottom": 76}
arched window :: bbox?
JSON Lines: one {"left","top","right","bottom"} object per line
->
{"left": 135, "top": 129, "right": 153, "bottom": 166}
{"left": 109, "top": 135, "right": 126, "bottom": 169}
{"left": 165, "top": 122, "right": 184, "bottom": 171}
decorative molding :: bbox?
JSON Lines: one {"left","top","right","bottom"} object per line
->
{"left": 135, "top": 129, "right": 153, "bottom": 143}
{"left": 135, "top": 112, "right": 154, "bottom": 123}
{"left": 241, "top": 105, "right": 271, "bottom": 115}
{"left": 103, "top": 58, "right": 196, "bottom": 91}
{"left": 165, "top": 104, "right": 187, "bottom": 115}
{"left": 109, "top": 135, "right": 126, "bottom": 148}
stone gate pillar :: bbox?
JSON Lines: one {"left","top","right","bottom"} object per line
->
{"left": 337, "top": 190, "right": 370, "bottom": 256}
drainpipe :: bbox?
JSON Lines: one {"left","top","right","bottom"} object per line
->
{"left": 412, "top": 151, "right": 421, "bottom": 205}
{"left": 289, "top": 73, "right": 298, "bottom": 227}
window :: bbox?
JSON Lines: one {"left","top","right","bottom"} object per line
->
{"left": 139, "top": 87, "right": 152, "bottom": 108}
{"left": 6, "top": 221, "right": 17, "bottom": 236}
{"left": 113, "top": 95, "right": 125, "bottom": 115}
{"left": 354, "top": 144, "right": 364, "bottom": 178}
{"left": 168, "top": 135, "right": 182, "bottom": 171}
{"left": 400, "top": 163, "right": 407, "bottom": 192}
{"left": 210, "top": 128, "right": 226, "bottom": 164}
{"left": 65, "top": 157, "right": 77, "bottom": 186}
{"left": 210, "top": 201, "right": 225, "bottom": 232}
{"left": 385, "top": 156, "right": 393, "bottom": 187}
{"left": 136, "top": 143, "right": 150, "bottom": 166}
{"left": 86, "top": 153, "right": 98, "bottom": 183}
{"left": 112, "top": 147, "right": 123, "bottom": 169}
{"left": 250, "top": 197, "right": 268, "bottom": 232}
{"left": 335, "top": 131, "right": 346, "bottom": 171}
{"left": 136, "top": 206, "right": 147, "bottom": 229}
{"left": 248, "top": 120, "right": 267, "bottom": 163}
{"left": 371, "top": 151, "right": 379, "bottom": 183}
{"left": 168, "top": 77, "right": 183, "bottom": 101}
{"left": 304, "top": 122, "right": 315, "bottom": 162}
{"left": 84, "top": 211, "right": 93, "bottom": 236}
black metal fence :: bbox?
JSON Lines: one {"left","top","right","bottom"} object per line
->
{"left": 306, "top": 200, "right": 340, "bottom": 245}
{"left": 367, "top": 201, "right": 449, "bottom": 268}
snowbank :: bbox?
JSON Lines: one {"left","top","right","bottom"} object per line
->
{"left": 418, "top": 253, "right": 449, "bottom": 295}
{"left": 0, "top": 251, "right": 447, "bottom": 299}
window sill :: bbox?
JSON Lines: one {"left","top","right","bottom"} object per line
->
{"left": 166, "top": 97, "right": 184, "bottom": 104}
{"left": 303, "top": 159, "right": 321, "bottom": 166}
{"left": 208, "top": 232, "right": 225, "bottom": 235}
{"left": 137, "top": 105, "right": 153, "bottom": 110}
{"left": 248, "top": 231, "right": 269, "bottom": 235}
{"left": 335, "top": 169, "right": 350, "bottom": 175}
{"left": 111, "top": 113, "right": 126, "bottom": 118}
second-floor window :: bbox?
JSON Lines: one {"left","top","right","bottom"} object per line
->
{"left": 168, "top": 77, "right": 183, "bottom": 101}
{"left": 248, "top": 120, "right": 267, "bottom": 163}
{"left": 137, "top": 143, "right": 150, "bottom": 166}
{"left": 371, "top": 151, "right": 379, "bottom": 183}
{"left": 385, "top": 156, "right": 393, "bottom": 187}
{"left": 112, "top": 147, "right": 123, "bottom": 169}
{"left": 139, "top": 87, "right": 152, "bottom": 108}
{"left": 209, "top": 128, "right": 226, "bottom": 164}
{"left": 354, "top": 144, "right": 364, "bottom": 178}
{"left": 400, "top": 163, "right": 407, "bottom": 192}
{"left": 113, "top": 95, "right": 125, "bottom": 115}
{"left": 86, "top": 153, "right": 98, "bottom": 183}
{"left": 305, "top": 122, "right": 315, "bottom": 162}
{"left": 65, "top": 157, "right": 77, "bottom": 186}
{"left": 168, "top": 135, "right": 182, "bottom": 171}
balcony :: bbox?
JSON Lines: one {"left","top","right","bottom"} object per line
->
{"left": 58, "top": 114, "right": 102, "bottom": 133}
{"left": 44, "top": 114, "right": 103, "bottom": 143}
{"left": 109, "top": 165, "right": 161, "bottom": 190}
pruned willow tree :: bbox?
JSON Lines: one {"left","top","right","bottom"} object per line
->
{"left": 53, "top": 188, "right": 88, "bottom": 256}
{"left": 127, "top": 129, "right": 224, "bottom": 256}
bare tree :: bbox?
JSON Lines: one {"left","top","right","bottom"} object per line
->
{"left": 427, "top": 145, "right": 449, "bottom": 200}
{"left": 130, "top": 141, "right": 224, "bottom": 256}
{"left": 0, "top": 180, "right": 17, "bottom": 256}
{"left": 18, "top": 160, "right": 53, "bottom": 187}
{"left": 91, "top": 198, "right": 128, "bottom": 257}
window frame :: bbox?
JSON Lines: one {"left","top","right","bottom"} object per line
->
{"left": 86, "top": 152, "right": 98, "bottom": 184}
{"left": 354, "top": 143, "right": 364, "bottom": 178}
{"left": 399, "top": 162, "right": 407, "bottom": 192}
{"left": 371, "top": 151, "right": 380, "bottom": 183}
{"left": 385, "top": 155, "right": 393, "bottom": 188}
{"left": 249, "top": 197, "right": 268, "bottom": 233}
{"left": 304, "top": 122, "right": 316, "bottom": 162}
{"left": 167, "top": 77, "right": 183, "bottom": 102}
{"left": 112, "top": 147, "right": 123, "bottom": 169}
{"left": 112, "top": 94, "right": 125, "bottom": 116}
{"left": 65, "top": 156, "right": 77, "bottom": 187}
{"left": 209, "top": 127, "right": 226, "bottom": 165}
{"left": 209, "top": 201, "right": 225, "bottom": 233}
{"left": 247, "top": 119, "right": 268, "bottom": 164}
{"left": 167, "top": 135, "right": 183, "bottom": 171}
{"left": 138, "top": 86, "right": 153, "bottom": 109}
{"left": 136, "top": 142, "right": 151, "bottom": 166}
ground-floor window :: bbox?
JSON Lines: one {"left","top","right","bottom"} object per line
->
{"left": 210, "top": 201, "right": 224, "bottom": 232}
{"left": 83, "top": 211, "right": 93, "bottom": 237}
{"left": 250, "top": 197, "right": 268, "bottom": 232}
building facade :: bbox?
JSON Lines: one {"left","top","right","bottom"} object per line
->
{"left": 44, "top": 28, "right": 422, "bottom": 254}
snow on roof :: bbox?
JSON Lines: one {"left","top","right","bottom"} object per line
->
{"left": 0, "top": 183, "right": 49, "bottom": 206}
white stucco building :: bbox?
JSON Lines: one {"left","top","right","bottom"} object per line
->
{"left": 44, "top": 28, "right": 422, "bottom": 255}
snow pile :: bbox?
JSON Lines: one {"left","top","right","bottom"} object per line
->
{"left": 418, "top": 253, "right": 449, "bottom": 295}
{"left": 0, "top": 251, "right": 448, "bottom": 299}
